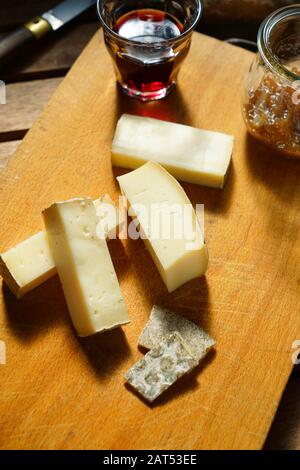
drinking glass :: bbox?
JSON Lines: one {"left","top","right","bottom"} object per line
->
{"left": 97, "top": 0, "right": 202, "bottom": 101}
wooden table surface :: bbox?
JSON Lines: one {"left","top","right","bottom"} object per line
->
{"left": 0, "top": 6, "right": 299, "bottom": 451}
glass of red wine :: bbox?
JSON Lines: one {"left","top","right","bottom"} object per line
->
{"left": 97, "top": 0, "right": 202, "bottom": 101}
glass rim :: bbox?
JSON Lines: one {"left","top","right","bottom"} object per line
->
{"left": 258, "top": 4, "right": 300, "bottom": 82}
{"left": 96, "top": 0, "right": 202, "bottom": 47}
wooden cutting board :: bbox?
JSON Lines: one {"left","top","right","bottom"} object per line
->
{"left": 0, "top": 31, "right": 300, "bottom": 450}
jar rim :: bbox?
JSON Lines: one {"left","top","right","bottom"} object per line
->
{"left": 96, "top": 0, "right": 202, "bottom": 47}
{"left": 258, "top": 4, "right": 300, "bottom": 82}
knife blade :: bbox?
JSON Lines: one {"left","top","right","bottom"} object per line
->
{"left": 0, "top": 0, "right": 96, "bottom": 72}
{"left": 42, "top": 0, "right": 96, "bottom": 31}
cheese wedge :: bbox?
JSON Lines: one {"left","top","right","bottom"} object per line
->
{"left": 117, "top": 161, "right": 208, "bottom": 292}
{"left": 42, "top": 198, "right": 129, "bottom": 337}
{"left": 112, "top": 114, "right": 234, "bottom": 188}
{"left": 0, "top": 195, "right": 120, "bottom": 298}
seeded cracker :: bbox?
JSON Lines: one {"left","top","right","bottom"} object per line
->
{"left": 138, "top": 305, "right": 215, "bottom": 363}
{"left": 125, "top": 332, "right": 197, "bottom": 402}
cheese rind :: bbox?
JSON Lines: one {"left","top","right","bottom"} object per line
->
{"left": 0, "top": 195, "right": 120, "bottom": 298}
{"left": 112, "top": 114, "right": 234, "bottom": 188}
{"left": 139, "top": 305, "right": 215, "bottom": 362}
{"left": 117, "top": 161, "right": 208, "bottom": 292}
{"left": 125, "top": 332, "right": 197, "bottom": 402}
{"left": 42, "top": 198, "right": 129, "bottom": 337}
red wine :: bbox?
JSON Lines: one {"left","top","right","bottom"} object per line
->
{"left": 109, "top": 9, "right": 190, "bottom": 100}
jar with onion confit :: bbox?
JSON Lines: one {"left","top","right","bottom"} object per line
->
{"left": 243, "top": 5, "right": 300, "bottom": 158}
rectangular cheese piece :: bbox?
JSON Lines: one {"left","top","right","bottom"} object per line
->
{"left": 0, "top": 195, "right": 120, "bottom": 299}
{"left": 117, "top": 161, "right": 208, "bottom": 293}
{"left": 139, "top": 305, "right": 215, "bottom": 363}
{"left": 125, "top": 332, "right": 197, "bottom": 402}
{"left": 42, "top": 198, "right": 129, "bottom": 337}
{"left": 112, "top": 114, "right": 234, "bottom": 188}
{"left": 0, "top": 231, "right": 56, "bottom": 298}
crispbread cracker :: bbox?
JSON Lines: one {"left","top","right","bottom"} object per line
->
{"left": 139, "top": 305, "right": 215, "bottom": 363}
{"left": 125, "top": 332, "right": 197, "bottom": 402}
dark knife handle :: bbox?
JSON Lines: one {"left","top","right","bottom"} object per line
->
{"left": 0, "top": 17, "right": 51, "bottom": 72}
{"left": 0, "top": 26, "right": 36, "bottom": 70}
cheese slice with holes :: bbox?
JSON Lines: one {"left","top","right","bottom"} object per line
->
{"left": 112, "top": 114, "right": 234, "bottom": 188}
{"left": 0, "top": 195, "right": 120, "bottom": 298}
{"left": 42, "top": 198, "right": 129, "bottom": 337}
{"left": 117, "top": 161, "right": 208, "bottom": 293}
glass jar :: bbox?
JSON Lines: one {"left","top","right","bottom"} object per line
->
{"left": 243, "top": 5, "right": 300, "bottom": 158}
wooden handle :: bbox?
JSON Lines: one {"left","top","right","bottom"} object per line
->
{"left": 0, "top": 26, "right": 36, "bottom": 71}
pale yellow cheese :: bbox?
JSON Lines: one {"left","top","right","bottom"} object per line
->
{"left": 43, "top": 198, "right": 129, "bottom": 337}
{"left": 117, "top": 162, "right": 208, "bottom": 292}
{"left": 112, "top": 114, "right": 234, "bottom": 189}
{"left": 0, "top": 231, "right": 55, "bottom": 298}
{"left": 0, "top": 195, "right": 120, "bottom": 298}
